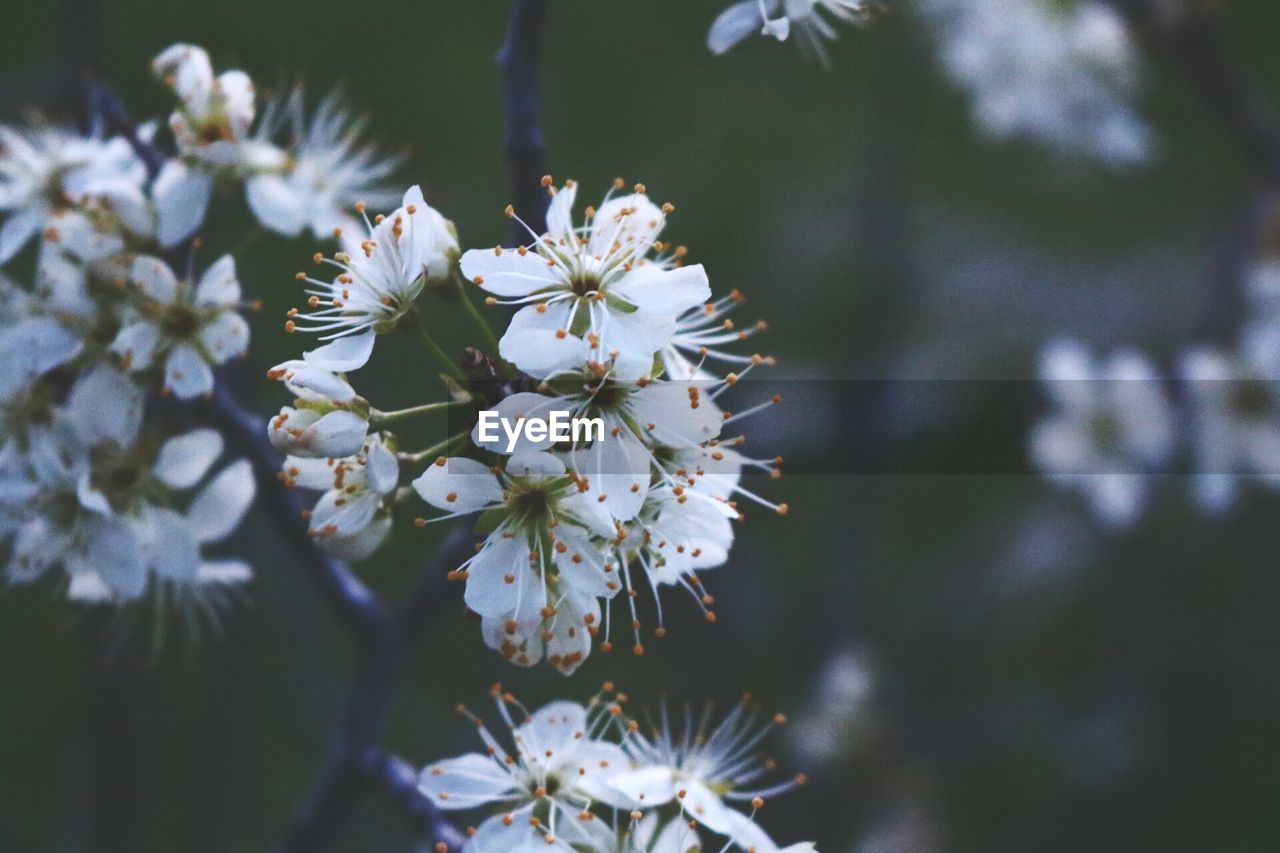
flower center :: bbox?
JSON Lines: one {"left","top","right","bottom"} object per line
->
{"left": 568, "top": 270, "right": 601, "bottom": 297}
{"left": 162, "top": 304, "right": 202, "bottom": 338}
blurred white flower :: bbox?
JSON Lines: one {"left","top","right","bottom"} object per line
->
{"left": 789, "top": 645, "right": 877, "bottom": 766}
{"left": 288, "top": 184, "right": 458, "bottom": 369}
{"left": 1, "top": 411, "right": 255, "bottom": 606}
{"left": 610, "top": 698, "right": 811, "bottom": 853}
{"left": 247, "top": 88, "right": 403, "bottom": 240}
{"left": 152, "top": 43, "right": 255, "bottom": 165}
{"left": 918, "top": 0, "right": 1151, "bottom": 165}
{"left": 1179, "top": 344, "right": 1280, "bottom": 513}
{"left": 709, "top": 0, "right": 873, "bottom": 65}
{"left": 418, "top": 696, "right": 630, "bottom": 851}
{"left": 1030, "top": 339, "right": 1175, "bottom": 526}
{"left": 0, "top": 122, "right": 151, "bottom": 263}
{"left": 462, "top": 179, "right": 709, "bottom": 380}
{"left": 111, "top": 254, "right": 250, "bottom": 398}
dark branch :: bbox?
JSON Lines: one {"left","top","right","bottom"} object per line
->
{"left": 275, "top": 526, "right": 475, "bottom": 853}
{"left": 88, "top": 80, "right": 166, "bottom": 179}
{"left": 497, "top": 0, "right": 550, "bottom": 244}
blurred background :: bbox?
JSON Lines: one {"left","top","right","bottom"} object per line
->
{"left": 3, "top": 0, "right": 1280, "bottom": 850}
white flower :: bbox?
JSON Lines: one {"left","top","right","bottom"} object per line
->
{"left": 288, "top": 184, "right": 458, "bottom": 369}
{"left": 417, "top": 696, "right": 630, "bottom": 851}
{"left": 0, "top": 122, "right": 150, "bottom": 263}
{"left": 111, "top": 254, "right": 250, "bottom": 398}
{"left": 247, "top": 88, "right": 403, "bottom": 240}
{"left": 284, "top": 433, "right": 399, "bottom": 561}
{"left": 267, "top": 359, "right": 369, "bottom": 458}
{"left": 708, "top": 0, "right": 872, "bottom": 65}
{"left": 152, "top": 43, "right": 255, "bottom": 165}
{"left": 462, "top": 180, "right": 709, "bottom": 380}
{"left": 1030, "top": 339, "right": 1175, "bottom": 526}
{"left": 609, "top": 698, "right": 810, "bottom": 853}
{"left": 917, "top": 0, "right": 1150, "bottom": 165}
{"left": 1179, "top": 345, "right": 1280, "bottom": 513}
{"left": 413, "top": 451, "right": 616, "bottom": 674}
{"left": 2, "top": 414, "right": 255, "bottom": 605}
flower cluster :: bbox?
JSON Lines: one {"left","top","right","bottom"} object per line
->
{"left": 1031, "top": 326, "right": 1280, "bottom": 525}
{"left": 273, "top": 178, "right": 784, "bottom": 674}
{"left": 917, "top": 0, "right": 1151, "bottom": 165}
{"left": 416, "top": 685, "right": 815, "bottom": 852}
{"left": 0, "top": 42, "right": 401, "bottom": 616}
{"left": 150, "top": 43, "right": 400, "bottom": 247}
{"left": 708, "top": 0, "right": 875, "bottom": 65}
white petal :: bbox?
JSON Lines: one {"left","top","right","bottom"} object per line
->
{"left": 153, "top": 44, "right": 212, "bottom": 108}
{"left": 588, "top": 193, "right": 666, "bottom": 257}
{"left": 303, "top": 329, "right": 375, "bottom": 372}
{"left": 630, "top": 380, "right": 724, "bottom": 448}
{"left": 67, "top": 364, "right": 144, "bottom": 447}
{"left": 461, "top": 247, "right": 561, "bottom": 297}
{"left": 550, "top": 528, "right": 614, "bottom": 599}
{"left": 110, "top": 320, "right": 161, "bottom": 371}
{"left": 131, "top": 254, "right": 180, "bottom": 303}
{"left": 417, "top": 753, "right": 520, "bottom": 810}
{"left": 187, "top": 460, "right": 255, "bottom": 543}
{"left": 708, "top": 0, "right": 767, "bottom": 54}
{"left": 146, "top": 506, "right": 200, "bottom": 582}
{"left": 268, "top": 359, "right": 356, "bottom": 402}
{"left": 608, "top": 766, "right": 680, "bottom": 808}
{"left": 153, "top": 161, "right": 213, "bottom": 248}
{"left": 197, "top": 312, "right": 250, "bottom": 363}
{"left": 544, "top": 181, "right": 578, "bottom": 242}
{"left": 195, "top": 254, "right": 240, "bottom": 305}
{"left": 611, "top": 263, "right": 711, "bottom": 317}
{"left": 246, "top": 173, "right": 306, "bottom": 236}
{"left": 464, "top": 534, "right": 544, "bottom": 618}
{"left": 412, "top": 456, "right": 503, "bottom": 513}
{"left": 165, "top": 342, "right": 214, "bottom": 399}
{"left": 317, "top": 514, "right": 390, "bottom": 561}
{"left": 214, "top": 70, "right": 256, "bottom": 137}
{"left": 569, "top": 426, "right": 648, "bottom": 521}
{"left": 499, "top": 302, "right": 591, "bottom": 378}
{"left": 79, "top": 517, "right": 149, "bottom": 600}
{"left": 365, "top": 439, "right": 400, "bottom": 495}
{"left": 310, "top": 490, "right": 381, "bottom": 538}
{"left": 154, "top": 428, "right": 224, "bottom": 488}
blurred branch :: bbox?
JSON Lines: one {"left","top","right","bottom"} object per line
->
{"left": 275, "top": 526, "right": 475, "bottom": 853}
{"left": 88, "top": 80, "right": 165, "bottom": 179}
{"left": 1106, "top": 0, "right": 1280, "bottom": 181}
{"left": 497, "top": 0, "right": 550, "bottom": 244}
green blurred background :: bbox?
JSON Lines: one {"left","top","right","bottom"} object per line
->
{"left": 4, "top": 0, "right": 1280, "bottom": 850}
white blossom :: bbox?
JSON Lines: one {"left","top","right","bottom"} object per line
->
{"left": 1179, "top": 344, "right": 1280, "bottom": 513}
{"left": 0, "top": 122, "right": 151, "bottom": 263}
{"left": 418, "top": 695, "right": 630, "bottom": 852}
{"left": 283, "top": 433, "right": 399, "bottom": 560}
{"left": 247, "top": 87, "right": 403, "bottom": 240}
{"left": 608, "top": 698, "right": 811, "bottom": 853}
{"left": 267, "top": 359, "right": 369, "bottom": 458}
{"left": 111, "top": 254, "right": 250, "bottom": 398}
{"left": 1030, "top": 339, "right": 1175, "bottom": 526}
{"left": 462, "top": 180, "right": 709, "bottom": 380}
{"left": 288, "top": 184, "right": 458, "bottom": 369}
{"left": 708, "top": 0, "right": 873, "bottom": 65}
{"left": 917, "top": 0, "right": 1151, "bottom": 165}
